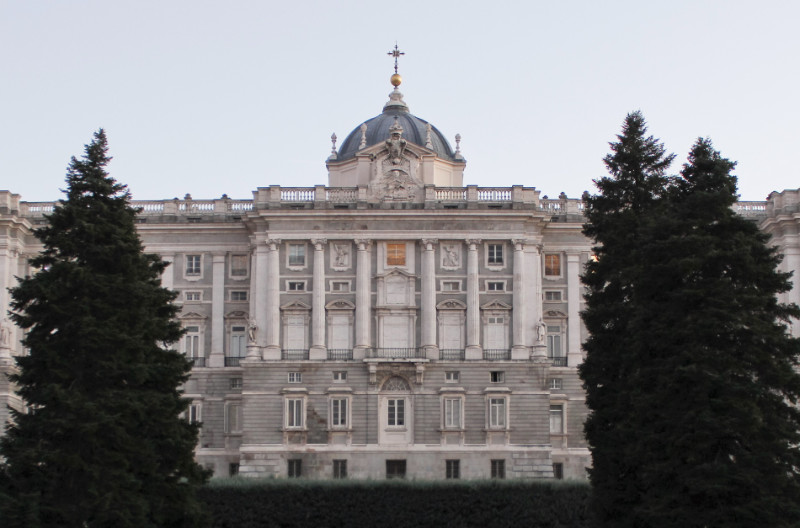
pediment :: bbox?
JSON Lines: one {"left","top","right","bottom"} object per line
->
{"left": 378, "top": 268, "right": 416, "bottom": 279}
{"left": 481, "top": 300, "right": 512, "bottom": 311}
{"left": 281, "top": 300, "right": 311, "bottom": 311}
{"left": 545, "top": 310, "right": 567, "bottom": 318}
{"left": 179, "top": 311, "right": 207, "bottom": 320}
{"left": 437, "top": 299, "right": 467, "bottom": 310}
{"left": 224, "top": 310, "right": 249, "bottom": 319}
{"left": 326, "top": 299, "right": 355, "bottom": 310}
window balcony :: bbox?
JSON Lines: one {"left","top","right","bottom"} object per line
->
{"left": 189, "top": 357, "right": 206, "bottom": 368}
{"left": 224, "top": 357, "right": 243, "bottom": 367}
{"left": 483, "top": 349, "right": 511, "bottom": 360}
{"left": 282, "top": 349, "right": 310, "bottom": 360}
{"left": 549, "top": 356, "right": 568, "bottom": 367}
{"left": 327, "top": 349, "right": 354, "bottom": 360}
{"left": 439, "top": 349, "right": 465, "bottom": 361}
{"left": 367, "top": 348, "right": 425, "bottom": 359}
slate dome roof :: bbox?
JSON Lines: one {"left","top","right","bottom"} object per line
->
{"left": 335, "top": 90, "right": 457, "bottom": 162}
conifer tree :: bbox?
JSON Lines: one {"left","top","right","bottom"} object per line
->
{"left": 582, "top": 117, "right": 800, "bottom": 527}
{"left": 580, "top": 111, "right": 675, "bottom": 525}
{"left": 0, "top": 130, "right": 210, "bottom": 527}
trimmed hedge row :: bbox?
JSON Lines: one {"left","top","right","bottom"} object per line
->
{"left": 198, "top": 478, "right": 590, "bottom": 528}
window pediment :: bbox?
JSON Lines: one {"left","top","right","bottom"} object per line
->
{"left": 437, "top": 299, "right": 467, "bottom": 311}
{"left": 281, "top": 300, "right": 311, "bottom": 312}
{"left": 545, "top": 310, "right": 567, "bottom": 318}
{"left": 481, "top": 300, "right": 512, "bottom": 311}
{"left": 326, "top": 299, "right": 356, "bottom": 311}
{"left": 224, "top": 310, "right": 249, "bottom": 319}
{"left": 179, "top": 311, "right": 207, "bottom": 321}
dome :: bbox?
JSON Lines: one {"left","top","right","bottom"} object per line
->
{"left": 335, "top": 90, "right": 458, "bottom": 162}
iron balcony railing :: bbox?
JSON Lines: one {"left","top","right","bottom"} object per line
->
{"left": 327, "top": 349, "right": 354, "bottom": 360}
{"left": 189, "top": 357, "right": 206, "bottom": 367}
{"left": 224, "top": 357, "right": 244, "bottom": 367}
{"left": 439, "top": 349, "right": 465, "bottom": 361}
{"left": 483, "top": 349, "right": 511, "bottom": 360}
{"left": 282, "top": 349, "right": 310, "bottom": 360}
{"left": 367, "top": 348, "right": 425, "bottom": 359}
{"left": 549, "top": 356, "right": 568, "bottom": 367}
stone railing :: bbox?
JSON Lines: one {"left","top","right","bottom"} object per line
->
{"left": 9, "top": 188, "right": 772, "bottom": 219}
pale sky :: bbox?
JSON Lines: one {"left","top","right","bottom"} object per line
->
{"left": 2, "top": 0, "right": 798, "bottom": 203}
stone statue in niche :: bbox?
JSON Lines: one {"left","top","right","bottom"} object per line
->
{"left": 334, "top": 244, "right": 350, "bottom": 267}
{"left": 442, "top": 244, "right": 460, "bottom": 268}
{"left": 248, "top": 319, "right": 258, "bottom": 344}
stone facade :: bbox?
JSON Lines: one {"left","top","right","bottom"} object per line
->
{"left": 0, "top": 85, "right": 797, "bottom": 481}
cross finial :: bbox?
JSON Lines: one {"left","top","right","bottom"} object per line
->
{"left": 387, "top": 43, "right": 404, "bottom": 74}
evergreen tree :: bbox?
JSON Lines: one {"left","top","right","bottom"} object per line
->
{"left": 580, "top": 111, "right": 675, "bottom": 526}
{"left": 0, "top": 130, "right": 210, "bottom": 527}
{"left": 582, "top": 116, "right": 800, "bottom": 527}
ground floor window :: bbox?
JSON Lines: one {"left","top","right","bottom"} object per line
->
{"left": 491, "top": 459, "right": 505, "bottom": 479}
{"left": 446, "top": 459, "right": 460, "bottom": 479}
{"left": 386, "top": 459, "right": 406, "bottom": 479}
{"left": 288, "top": 459, "right": 302, "bottom": 478}
{"left": 229, "top": 463, "right": 239, "bottom": 476}
{"left": 553, "top": 462, "right": 564, "bottom": 480}
{"left": 333, "top": 459, "right": 347, "bottom": 479}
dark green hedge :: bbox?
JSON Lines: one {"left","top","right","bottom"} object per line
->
{"left": 198, "top": 479, "right": 590, "bottom": 528}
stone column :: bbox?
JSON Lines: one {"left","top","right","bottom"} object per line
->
{"left": 160, "top": 254, "right": 175, "bottom": 291}
{"left": 310, "top": 239, "right": 327, "bottom": 360}
{"left": 208, "top": 253, "right": 226, "bottom": 368}
{"left": 529, "top": 244, "right": 547, "bottom": 360}
{"left": 465, "top": 239, "right": 482, "bottom": 360}
{"left": 511, "top": 240, "right": 528, "bottom": 360}
{"left": 421, "top": 239, "right": 438, "bottom": 359}
{"left": 785, "top": 244, "right": 800, "bottom": 337}
{"left": 0, "top": 247, "right": 13, "bottom": 361}
{"left": 354, "top": 239, "right": 372, "bottom": 359}
{"left": 567, "top": 252, "right": 583, "bottom": 366}
{"left": 263, "top": 239, "right": 281, "bottom": 360}
{"left": 248, "top": 242, "right": 267, "bottom": 358}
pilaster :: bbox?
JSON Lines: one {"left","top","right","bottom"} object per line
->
{"left": 264, "top": 239, "right": 281, "bottom": 360}
{"left": 421, "top": 238, "right": 438, "bottom": 359}
{"left": 354, "top": 239, "right": 372, "bottom": 358}
{"left": 209, "top": 253, "right": 226, "bottom": 368}
{"left": 310, "top": 239, "right": 327, "bottom": 360}
{"left": 465, "top": 239, "right": 482, "bottom": 360}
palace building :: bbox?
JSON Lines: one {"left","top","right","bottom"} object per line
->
{"left": 0, "top": 68, "right": 798, "bottom": 481}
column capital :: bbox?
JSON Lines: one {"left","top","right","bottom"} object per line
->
{"left": 265, "top": 238, "right": 281, "bottom": 250}
{"left": 354, "top": 239, "right": 372, "bottom": 251}
{"left": 421, "top": 238, "right": 438, "bottom": 250}
{"left": 511, "top": 239, "right": 527, "bottom": 251}
{"left": 311, "top": 238, "right": 327, "bottom": 250}
{"left": 466, "top": 238, "right": 482, "bottom": 249}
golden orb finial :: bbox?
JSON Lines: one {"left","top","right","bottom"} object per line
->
{"left": 390, "top": 73, "right": 402, "bottom": 87}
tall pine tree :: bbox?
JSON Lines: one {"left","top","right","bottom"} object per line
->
{"left": 0, "top": 130, "right": 210, "bottom": 527}
{"left": 582, "top": 116, "right": 800, "bottom": 527}
{"left": 580, "top": 111, "right": 675, "bottom": 525}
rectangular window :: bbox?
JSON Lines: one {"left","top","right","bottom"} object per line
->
{"left": 183, "top": 326, "right": 201, "bottom": 358}
{"left": 230, "top": 326, "right": 247, "bottom": 358}
{"left": 184, "top": 291, "right": 201, "bottom": 301}
{"left": 553, "top": 463, "right": 564, "bottom": 480}
{"left": 287, "top": 281, "right": 306, "bottom": 291}
{"left": 230, "top": 290, "right": 248, "bottom": 302}
{"left": 544, "top": 290, "right": 562, "bottom": 302}
{"left": 445, "top": 371, "right": 460, "bottom": 383}
{"left": 331, "top": 280, "right": 350, "bottom": 292}
{"left": 490, "top": 371, "right": 504, "bottom": 383}
{"left": 544, "top": 254, "right": 561, "bottom": 276}
{"left": 230, "top": 254, "right": 248, "bottom": 277}
{"left": 185, "top": 255, "right": 201, "bottom": 276}
{"left": 386, "top": 243, "right": 406, "bottom": 266}
{"left": 547, "top": 326, "right": 562, "bottom": 358}
{"left": 225, "top": 403, "right": 242, "bottom": 433}
{"left": 550, "top": 404, "right": 564, "bottom": 434}
{"left": 487, "top": 281, "right": 505, "bottom": 291}
{"left": 230, "top": 377, "right": 243, "bottom": 389}
{"left": 443, "top": 398, "right": 462, "bottom": 429}
{"left": 441, "top": 280, "right": 461, "bottom": 292}
{"left": 331, "top": 398, "right": 348, "bottom": 428}
{"left": 387, "top": 398, "right": 405, "bottom": 427}
{"left": 288, "top": 459, "right": 302, "bottom": 478}
{"left": 288, "top": 372, "right": 302, "bottom": 383}
{"left": 229, "top": 463, "right": 239, "bottom": 476}
{"left": 491, "top": 459, "right": 506, "bottom": 479}
{"left": 333, "top": 371, "right": 347, "bottom": 382}
{"left": 386, "top": 460, "right": 406, "bottom": 479}
{"left": 487, "top": 244, "right": 504, "bottom": 265}
{"left": 188, "top": 403, "right": 201, "bottom": 424}
{"left": 288, "top": 244, "right": 306, "bottom": 267}
{"left": 489, "top": 398, "right": 506, "bottom": 428}
{"left": 286, "top": 399, "right": 304, "bottom": 428}
{"left": 333, "top": 459, "right": 347, "bottom": 479}
{"left": 446, "top": 459, "right": 460, "bottom": 479}
{"left": 549, "top": 378, "right": 563, "bottom": 390}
